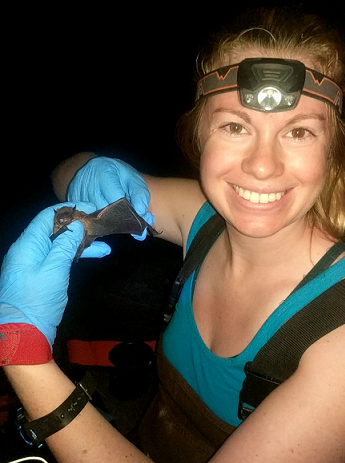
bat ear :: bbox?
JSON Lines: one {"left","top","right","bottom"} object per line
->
{"left": 72, "top": 205, "right": 77, "bottom": 211}
{"left": 54, "top": 209, "right": 57, "bottom": 213}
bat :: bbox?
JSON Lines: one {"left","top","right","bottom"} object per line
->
{"left": 50, "top": 197, "right": 159, "bottom": 261}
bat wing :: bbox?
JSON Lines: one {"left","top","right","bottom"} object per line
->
{"left": 87, "top": 198, "right": 158, "bottom": 238}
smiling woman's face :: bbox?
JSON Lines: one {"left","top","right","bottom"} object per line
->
{"left": 199, "top": 88, "right": 330, "bottom": 239}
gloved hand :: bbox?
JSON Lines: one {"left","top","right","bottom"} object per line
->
{"left": 67, "top": 156, "right": 154, "bottom": 240}
{"left": 0, "top": 202, "right": 110, "bottom": 349}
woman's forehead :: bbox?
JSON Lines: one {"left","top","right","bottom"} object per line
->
{"left": 204, "top": 91, "right": 328, "bottom": 122}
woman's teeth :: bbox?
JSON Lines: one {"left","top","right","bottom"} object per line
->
{"left": 233, "top": 185, "right": 286, "bottom": 204}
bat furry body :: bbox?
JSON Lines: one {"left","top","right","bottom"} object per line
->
{"left": 51, "top": 198, "right": 158, "bottom": 261}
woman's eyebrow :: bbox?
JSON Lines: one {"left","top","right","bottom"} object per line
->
{"left": 284, "top": 113, "right": 327, "bottom": 126}
{"left": 213, "top": 108, "right": 252, "bottom": 123}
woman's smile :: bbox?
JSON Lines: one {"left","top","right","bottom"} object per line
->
{"left": 232, "top": 185, "right": 286, "bottom": 204}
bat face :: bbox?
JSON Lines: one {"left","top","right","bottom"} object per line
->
{"left": 53, "top": 206, "right": 77, "bottom": 233}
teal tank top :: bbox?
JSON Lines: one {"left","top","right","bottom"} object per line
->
{"left": 162, "top": 202, "right": 345, "bottom": 427}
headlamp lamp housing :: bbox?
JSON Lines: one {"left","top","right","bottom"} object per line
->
{"left": 237, "top": 58, "right": 305, "bottom": 112}
{"left": 196, "top": 58, "right": 343, "bottom": 115}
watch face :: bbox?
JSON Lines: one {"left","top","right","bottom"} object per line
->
{"left": 16, "top": 407, "right": 43, "bottom": 447}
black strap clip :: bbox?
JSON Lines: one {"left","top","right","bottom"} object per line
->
{"left": 238, "top": 362, "right": 281, "bottom": 421}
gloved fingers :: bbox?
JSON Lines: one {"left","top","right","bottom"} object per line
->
{"left": 132, "top": 229, "right": 148, "bottom": 241}
{"left": 68, "top": 179, "right": 121, "bottom": 210}
{"left": 2, "top": 208, "right": 56, "bottom": 269}
{"left": 131, "top": 211, "right": 155, "bottom": 241}
{"left": 67, "top": 183, "right": 108, "bottom": 209}
{"left": 99, "top": 168, "right": 131, "bottom": 205}
{"left": 120, "top": 173, "right": 151, "bottom": 217}
{"left": 110, "top": 159, "right": 151, "bottom": 216}
{"left": 142, "top": 211, "right": 155, "bottom": 227}
{"left": 46, "top": 220, "right": 85, "bottom": 267}
{"left": 80, "top": 241, "right": 112, "bottom": 258}
{"left": 126, "top": 189, "right": 151, "bottom": 217}
{"left": 66, "top": 157, "right": 122, "bottom": 208}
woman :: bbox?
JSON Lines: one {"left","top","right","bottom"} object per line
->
{"left": 1, "top": 7, "right": 345, "bottom": 462}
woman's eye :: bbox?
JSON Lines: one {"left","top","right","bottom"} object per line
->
{"left": 223, "top": 122, "right": 246, "bottom": 135}
{"left": 286, "top": 127, "right": 314, "bottom": 141}
{"left": 292, "top": 128, "right": 307, "bottom": 138}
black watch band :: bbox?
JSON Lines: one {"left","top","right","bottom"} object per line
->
{"left": 16, "top": 372, "right": 97, "bottom": 447}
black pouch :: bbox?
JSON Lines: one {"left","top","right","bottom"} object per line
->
{"left": 108, "top": 341, "right": 156, "bottom": 400}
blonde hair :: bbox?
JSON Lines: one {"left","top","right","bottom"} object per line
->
{"left": 177, "top": 7, "right": 345, "bottom": 240}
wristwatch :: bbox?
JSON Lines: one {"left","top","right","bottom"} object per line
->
{"left": 16, "top": 372, "right": 97, "bottom": 447}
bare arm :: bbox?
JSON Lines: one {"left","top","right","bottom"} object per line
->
{"left": 5, "top": 362, "right": 151, "bottom": 463}
{"left": 51, "top": 152, "right": 98, "bottom": 201}
{"left": 211, "top": 324, "right": 345, "bottom": 463}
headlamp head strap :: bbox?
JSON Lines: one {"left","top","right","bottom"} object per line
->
{"left": 196, "top": 58, "right": 343, "bottom": 115}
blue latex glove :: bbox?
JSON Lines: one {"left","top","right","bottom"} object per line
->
{"left": 67, "top": 156, "right": 154, "bottom": 240}
{"left": 0, "top": 202, "right": 110, "bottom": 348}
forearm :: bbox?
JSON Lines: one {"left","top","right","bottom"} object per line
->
{"left": 51, "top": 152, "right": 98, "bottom": 201}
{"left": 4, "top": 362, "right": 150, "bottom": 463}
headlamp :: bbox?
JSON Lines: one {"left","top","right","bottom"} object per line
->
{"left": 196, "top": 58, "right": 343, "bottom": 115}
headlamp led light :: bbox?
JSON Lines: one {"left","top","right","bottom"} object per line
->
{"left": 196, "top": 58, "right": 343, "bottom": 115}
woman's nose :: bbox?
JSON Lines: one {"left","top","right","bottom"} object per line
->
{"left": 241, "top": 139, "right": 284, "bottom": 180}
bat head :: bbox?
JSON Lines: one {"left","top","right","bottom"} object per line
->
{"left": 53, "top": 206, "right": 77, "bottom": 233}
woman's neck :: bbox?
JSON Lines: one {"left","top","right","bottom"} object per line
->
{"left": 223, "top": 219, "right": 333, "bottom": 276}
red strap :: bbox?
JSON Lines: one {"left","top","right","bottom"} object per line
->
{"left": 0, "top": 324, "right": 52, "bottom": 366}
{"left": 67, "top": 339, "right": 157, "bottom": 367}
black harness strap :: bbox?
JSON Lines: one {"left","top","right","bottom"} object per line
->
{"left": 239, "top": 279, "right": 345, "bottom": 420}
{"left": 163, "top": 212, "right": 225, "bottom": 327}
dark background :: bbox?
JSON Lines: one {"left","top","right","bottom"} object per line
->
{"left": 2, "top": 3, "right": 344, "bottom": 259}
{"left": 0, "top": 4, "right": 344, "bottom": 461}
